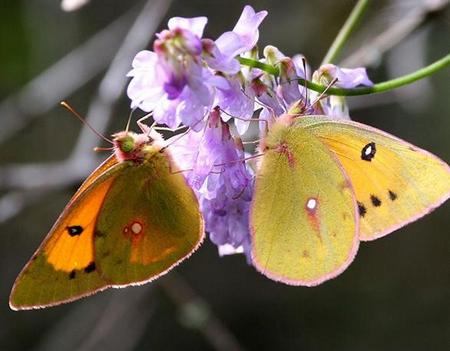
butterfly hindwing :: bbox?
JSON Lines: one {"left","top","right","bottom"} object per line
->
{"left": 300, "top": 116, "right": 450, "bottom": 240}
{"left": 10, "top": 151, "right": 204, "bottom": 310}
{"left": 251, "top": 121, "right": 359, "bottom": 285}
{"left": 94, "top": 151, "right": 204, "bottom": 285}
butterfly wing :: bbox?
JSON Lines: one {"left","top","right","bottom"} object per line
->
{"left": 251, "top": 121, "right": 359, "bottom": 286}
{"left": 300, "top": 116, "right": 450, "bottom": 241}
{"left": 10, "top": 152, "right": 203, "bottom": 310}
{"left": 10, "top": 156, "right": 122, "bottom": 310}
{"left": 73, "top": 155, "right": 118, "bottom": 200}
{"left": 93, "top": 151, "right": 204, "bottom": 286}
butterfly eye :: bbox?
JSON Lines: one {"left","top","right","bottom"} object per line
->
{"left": 120, "top": 136, "right": 135, "bottom": 153}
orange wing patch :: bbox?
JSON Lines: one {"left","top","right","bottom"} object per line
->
{"left": 44, "top": 177, "right": 115, "bottom": 272}
{"left": 72, "top": 155, "right": 118, "bottom": 202}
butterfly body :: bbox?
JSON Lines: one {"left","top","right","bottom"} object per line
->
{"left": 10, "top": 131, "right": 204, "bottom": 310}
{"left": 251, "top": 115, "right": 450, "bottom": 285}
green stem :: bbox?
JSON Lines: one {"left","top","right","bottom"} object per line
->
{"left": 238, "top": 57, "right": 279, "bottom": 75}
{"left": 239, "top": 54, "right": 450, "bottom": 97}
{"left": 321, "top": 0, "right": 370, "bottom": 65}
{"left": 315, "top": 54, "right": 450, "bottom": 96}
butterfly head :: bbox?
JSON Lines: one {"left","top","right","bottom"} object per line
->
{"left": 112, "top": 130, "right": 163, "bottom": 162}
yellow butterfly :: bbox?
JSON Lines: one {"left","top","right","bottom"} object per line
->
{"left": 251, "top": 114, "right": 450, "bottom": 285}
{"left": 10, "top": 129, "right": 204, "bottom": 310}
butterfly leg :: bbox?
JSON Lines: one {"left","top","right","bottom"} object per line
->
{"left": 136, "top": 113, "right": 155, "bottom": 135}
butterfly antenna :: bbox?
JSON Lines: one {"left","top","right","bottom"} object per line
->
{"left": 60, "top": 101, "right": 113, "bottom": 144}
{"left": 310, "top": 77, "right": 338, "bottom": 108}
{"left": 93, "top": 146, "right": 114, "bottom": 151}
{"left": 125, "top": 107, "right": 137, "bottom": 133}
{"left": 135, "top": 112, "right": 155, "bottom": 135}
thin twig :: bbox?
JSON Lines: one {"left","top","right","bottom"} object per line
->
{"left": 341, "top": 0, "right": 449, "bottom": 67}
{"left": 160, "top": 273, "right": 246, "bottom": 351}
{"left": 321, "top": 0, "right": 370, "bottom": 65}
{"left": 0, "top": 5, "right": 139, "bottom": 143}
{"left": 0, "top": 157, "right": 98, "bottom": 191}
{"left": 35, "top": 287, "right": 154, "bottom": 351}
{"left": 0, "top": 190, "right": 48, "bottom": 223}
{"left": 76, "top": 287, "right": 155, "bottom": 351}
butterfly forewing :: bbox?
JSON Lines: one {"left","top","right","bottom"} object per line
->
{"left": 301, "top": 116, "right": 450, "bottom": 240}
{"left": 9, "top": 158, "right": 124, "bottom": 310}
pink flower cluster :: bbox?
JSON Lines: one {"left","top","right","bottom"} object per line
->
{"left": 127, "top": 5, "right": 373, "bottom": 259}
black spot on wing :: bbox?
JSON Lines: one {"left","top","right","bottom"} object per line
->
{"left": 361, "top": 142, "right": 376, "bottom": 161}
{"left": 84, "top": 262, "right": 96, "bottom": 273}
{"left": 388, "top": 190, "right": 398, "bottom": 201}
{"left": 357, "top": 201, "right": 367, "bottom": 217}
{"left": 67, "top": 225, "right": 83, "bottom": 236}
{"left": 69, "top": 270, "right": 76, "bottom": 279}
{"left": 370, "top": 195, "right": 382, "bottom": 207}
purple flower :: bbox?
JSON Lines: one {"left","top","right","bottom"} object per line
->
{"left": 127, "top": 6, "right": 269, "bottom": 132}
{"left": 167, "top": 16, "right": 207, "bottom": 44}
{"left": 168, "top": 108, "right": 254, "bottom": 259}
{"left": 127, "top": 51, "right": 162, "bottom": 111}
{"left": 190, "top": 108, "right": 252, "bottom": 198}
{"left": 230, "top": 5, "right": 268, "bottom": 52}
{"left": 205, "top": 5, "right": 267, "bottom": 74}
{"left": 312, "top": 64, "right": 373, "bottom": 119}
{"left": 277, "top": 57, "right": 305, "bottom": 107}
{"left": 201, "top": 182, "right": 253, "bottom": 259}
{"left": 318, "top": 95, "right": 350, "bottom": 119}
{"left": 314, "top": 64, "right": 373, "bottom": 88}
{"left": 250, "top": 46, "right": 312, "bottom": 131}
{"left": 127, "top": 16, "right": 213, "bottom": 131}
{"left": 215, "top": 74, "right": 255, "bottom": 135}
{"left": 202, "top": 39, "right": 241, "bottom": 75}
{"left": 203, "top": 5, "right": 268, "bottom": 135}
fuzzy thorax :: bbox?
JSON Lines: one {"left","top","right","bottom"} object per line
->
{"left": 258, "top": 113, "right": 295, "bottom": 153}
{"left": 113, "top": 130, "right": 164, "bottom": 162}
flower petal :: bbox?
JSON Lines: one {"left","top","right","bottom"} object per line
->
{"left": 168, "top": 16, "right": 208, "bottom": 38}
{"left": 232, "top": 5, "right": 268, "bottom": 51}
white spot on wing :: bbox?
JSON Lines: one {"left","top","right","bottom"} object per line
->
{"left": 131, "top": 222, "right": 143, "bottom": 234}
{"left": 364, "top": 145, "right": 372, "bottom": 156}
{"left": 306, "top": 198, "right": 317, "bottom": 210}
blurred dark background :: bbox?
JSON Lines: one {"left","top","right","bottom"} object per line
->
{"left": 1, "top": 0, "right": 449, "bottom": 350}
